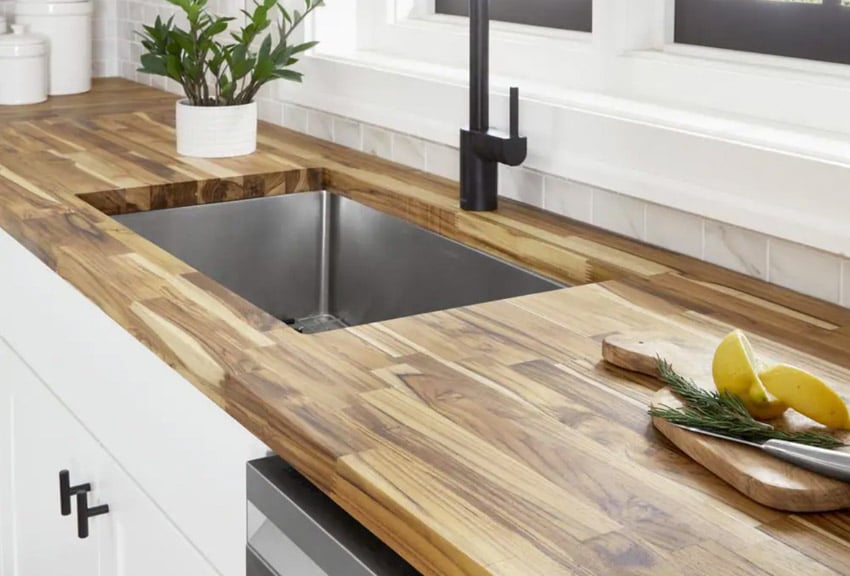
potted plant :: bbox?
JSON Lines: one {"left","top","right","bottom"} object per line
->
{"left": 137, "top": 0, "right": 323, "bottom": 158}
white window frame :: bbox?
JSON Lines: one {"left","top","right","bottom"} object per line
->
{"left": 278, "top": 0, "right": 850, "bottom": 257}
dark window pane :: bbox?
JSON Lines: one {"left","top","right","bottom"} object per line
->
{"left": 435, "top": 0, "right": 592, "bottom": 32}
{"left": 676, "top": 0, "right": 850, "bottom": 65}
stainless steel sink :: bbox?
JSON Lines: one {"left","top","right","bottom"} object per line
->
{"left": 114, "top": 191, "right": 562, "bottom": 334}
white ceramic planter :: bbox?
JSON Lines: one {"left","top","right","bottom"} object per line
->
{"left": 175, "top": 100, "right": 257, "bottom": 158}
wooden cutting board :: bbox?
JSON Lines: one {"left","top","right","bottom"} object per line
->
{"left": 602, "top": 331, "right": 850, "bottom": 512}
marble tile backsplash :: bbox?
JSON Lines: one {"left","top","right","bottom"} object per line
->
{"left": 769, "top": 239, "right": 842, "bottom": 304}
{"left": 392, "top": 134, "right": 427, "bottom": 171}
{"left": 645, "top": 204, "right": 703, "bottom": 261}
{"left": 592, "top": 188, "right": 646, "bottom": 241}
{"left": 704, "top": 221, "right": 768, "bottom": 280}
{"left": 543, "top": 177, "right": 593, "bottom": 224}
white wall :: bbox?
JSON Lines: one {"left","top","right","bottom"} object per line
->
{"left": 111, "top": 2, "right": 850, "bottom": 308}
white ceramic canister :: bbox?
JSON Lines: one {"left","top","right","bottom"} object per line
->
{"left": 14, "top": 0, "right": 92, "bottom": 95}
{"left": 175, "top": 100, "right": 258, "bottom": 158}
{"left": 0, "top": 24, "right": 48, "bottom": 105}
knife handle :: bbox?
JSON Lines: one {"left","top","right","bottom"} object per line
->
{"left": 763, "top": 440, "right": 850, "bottom": 483}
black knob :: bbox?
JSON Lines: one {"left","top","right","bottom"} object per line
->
{"left": 76, "top": 491, "right": 109, "bottom": 539}
{"left": 59, "top": 470, "right": 91, "bottom": 516}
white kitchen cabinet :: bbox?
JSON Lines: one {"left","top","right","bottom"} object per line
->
{"left": 0, "top": 338, "right": 104, "bottom": 576}
{"left": 0, "top": 223, "right": 267, "bottom": 576}
{"left": 0, "top": 337, "right": 218, "bottom": 576}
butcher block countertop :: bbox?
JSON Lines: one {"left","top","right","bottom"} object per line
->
{"left": 3, "top": 78, "right": 850, "bottom": 575}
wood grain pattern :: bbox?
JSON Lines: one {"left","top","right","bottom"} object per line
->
{"left": 0, "top": 78, "right": 849, "bottom": 574}
{"left": 603, "top": 332, "right": 850, "bottom": 512}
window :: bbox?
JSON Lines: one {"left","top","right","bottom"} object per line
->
{"left": 675, "top": 0, "right": 850, "bottom": 65}
{"left": 434, "top": 0, "right": 592, "bottom": 32}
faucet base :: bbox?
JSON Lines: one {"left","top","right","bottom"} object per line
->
{"left": 460, "top": 130, "right": 498, "bottom": 211}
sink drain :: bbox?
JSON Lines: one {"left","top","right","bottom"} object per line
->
{"left": 285, "top": 314, "right": 349, "bottom": 335}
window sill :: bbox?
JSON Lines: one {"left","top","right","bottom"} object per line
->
{"left": 308, "top": 48, "right": 850, "bottom": 166}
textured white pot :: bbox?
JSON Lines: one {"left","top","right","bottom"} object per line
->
{"left": 175, "top": 100, "right": 257, "bottom": 158}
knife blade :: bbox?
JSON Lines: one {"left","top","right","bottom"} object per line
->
{"left": 675, "top": 424, "right": 850, "bottom": 484}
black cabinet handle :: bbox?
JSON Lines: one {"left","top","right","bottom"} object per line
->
{"left": 76, "top": 491, "right": 109, "bottom": 539}
{"left": 59, "top": 470, "right": 91, "bottom": 516}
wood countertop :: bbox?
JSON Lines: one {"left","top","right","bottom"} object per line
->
{"left": 3, "top": 78, "right": 850, "bottom": 575}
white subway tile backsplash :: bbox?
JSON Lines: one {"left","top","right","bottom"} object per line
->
{"left": 150, "top": 75, "right": 166, "bottom": 91}
{"left": 282, "top": 104, "right": 308, "bottom": 133}
{"left": 645, "top": 204, "right": 703, "bottom": 260}
{"left": 543, "top": 176, "right": 593, "bottom": 224}
{"left": 769, "top": 239, "right": 842, "bottom": 303}
{"left": 258, "top": 99, "right": 282, "bottom": 125}
{"left": 425, "top": 143, "right": 460, "bottom": 181}
{"left": 362, "top": 126, "right": 393, "bottom": 160}
{"left": 392, "top": 134, "right": 426, "bottom": 170}
{"left": 592, "top": 188, "right": 646, "bottom": 240}
{"left": 842, "top": 261, "right": 850, "bottom": 307}
{"left": 120, "top": 61, "right": 136, "bottom": 80}
{"left": 704, "top": 221, "right": 768, "bottom": 279}
{"left": 333, "top": 117, "right": 362, "bottom": 151}
{"left": 306, "top": 110, "right": 333, "bottom": 141}
{"left": 498, "top": 166, "right": 544, "bottom": 208}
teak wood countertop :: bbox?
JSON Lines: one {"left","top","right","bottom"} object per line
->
{"left": 3, "top": 79, "right": 850, "bottom": 575}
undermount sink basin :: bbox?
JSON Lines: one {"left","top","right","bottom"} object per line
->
{"left": 114, "top": 191, "right": 563, "bottom": 334}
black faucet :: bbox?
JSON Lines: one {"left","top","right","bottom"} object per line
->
{"left": 460, "top": 0, "right": 528, "bottom": 212}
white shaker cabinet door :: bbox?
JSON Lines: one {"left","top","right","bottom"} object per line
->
{"left": 0, "top": 338, "right": 218, "bottom": 576}
{"left": 0, "top": 337, "right": 105, "bottom": 576}
{"left": 103, "top": 453, "right": 219, "bottom": 576}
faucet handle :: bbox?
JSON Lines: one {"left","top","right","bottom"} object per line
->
{"left": 510, "top": 87, "right": 519, "bottom": 139}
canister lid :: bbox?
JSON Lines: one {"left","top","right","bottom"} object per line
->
{"left": 0, "top": 24, "right": 47, "bottom": 58}
{"left": 14, "top": 0, "right": 93, "bottom": 16}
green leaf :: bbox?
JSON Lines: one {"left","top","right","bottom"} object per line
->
{"left": 273, "top": 69, "right": 303, "bottom": 82}
{"left": 289, "top": 40, "right": 319, "bottom": 55}
{"left": 257, "top": 34, "right": 272, "bottom": 62}
{"left": 165, "top": 54, "right": 182, "bottom": 80}
{"left": 139, "top": 53, "right": 168, "bottom": 76}
{"left": 253, "top": 55, "right": 275, "bottom": 82}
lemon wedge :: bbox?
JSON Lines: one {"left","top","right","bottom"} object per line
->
{"left": 712, "top": 330, "right": 788, "bottom": 420}
{"left": 759, "top": 364, "right": 850, "bottom": 429}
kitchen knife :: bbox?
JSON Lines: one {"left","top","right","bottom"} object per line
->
{"left": 675, "top": 425, "right": 850, "bottom": 484}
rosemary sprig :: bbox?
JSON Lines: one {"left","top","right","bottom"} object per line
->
{"left": 649, "top": 358, "right": 844, "bottom": 449}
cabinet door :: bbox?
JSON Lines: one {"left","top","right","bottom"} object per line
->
{"left": 0, "top": 338, "right": 105, "bottom": 576}
{"left": 101, "top": 451, "right": 218, "bottom": 576}
{"left": 0, "top": 338, "right": 218, "bottom": 576}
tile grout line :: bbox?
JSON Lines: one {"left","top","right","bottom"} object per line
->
{"left": 765, "top": 237, "right": 772, "bottom": 284}
{"left": 540, "top": 174, "right": 547, "bottom": 210}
